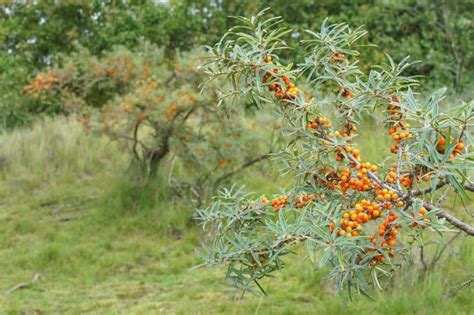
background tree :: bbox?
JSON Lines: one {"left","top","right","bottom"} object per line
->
{"left": 24, "top": 43, "right": 278, "bottom": 203}
{"left": 1, "top": 0, "right": 472, "bottom": 130}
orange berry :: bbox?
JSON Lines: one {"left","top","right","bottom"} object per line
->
{"left": 438, "top": 137, "right": 446, "bottom": 146}
{"left": 456, "top": 142, "right": 465, "bottom": 150}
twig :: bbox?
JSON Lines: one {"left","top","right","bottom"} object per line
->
{"left": 449, "top": 275, "right": 474, "bottom": 297}
{"left": 395, "top": 143, "right": 404, "bottom": 192}
{"left": 412, "top": 179, "right": 474, "bottom": 196}
{"left": 132, "top": 119, "right": 144, "bottom": 163}
{"left": 213, "top": 152, "right": 273, "bottom": 187}
{"left": 430, "top": 231, "right": 462, "bottom": 270}
{"left": 464, "top": 183, "right": 474, "bottom": 192}
{"left": 436, "top": 184, "right": 453, "bottom": 207}
{"left": 419, "top": 245, "right": 428, "bottom": 272}
{"left": 412, "top": 178, "right": 449, "bottom": 196}
{"left": 1, "top": 273, "right": 41, "bottom": 296}
{"left": 423, "top": 202, "right": 474, "bottom": 236}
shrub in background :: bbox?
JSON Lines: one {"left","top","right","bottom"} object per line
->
{"left": 25, "top": 43, "right": 279, "bottom": 204}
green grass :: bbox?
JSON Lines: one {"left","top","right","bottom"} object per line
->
{"left": 0, "top": 117, "right": 472, "bottom": 314}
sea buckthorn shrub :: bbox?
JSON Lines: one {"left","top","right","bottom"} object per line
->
{"left": 25, "top": 43, "right": 278, "bottom": 201}
{"left": 196, "top": 10, "right": 474, "bottom": 297}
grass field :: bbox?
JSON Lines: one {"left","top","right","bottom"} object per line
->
{"left": 0, "top": 117, "right": 473, "bottom": 314}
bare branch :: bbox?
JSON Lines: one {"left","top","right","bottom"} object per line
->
{"left": 412, "top": 179, "right": 474, "bottom": 196}
{"left": 213, "top": 152, "right": 273, "bottom": 187}
{"left": 419, "top": 245, "right": 428, "bottom": 272}
{"left": 465, "top": 183, "right": 474, "bottom": 192}
{"left": 1, "top": 273, "right": 41, "bottom": 296}
{"left": 132, "top": 119, "right": 144, "bottom": 162}
{"left": 422, "top": 202, "right": 474, "bottom": 236}
{"left": 412, "top": 178, "right": 449, "bottom": 196}
{"left": 449, "top": 275, "right": 474, "bottom": 297}
{"left": 430, "top": 231, "right": 462, "bottom": 270}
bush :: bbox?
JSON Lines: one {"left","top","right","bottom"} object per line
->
{"left": 0, "top": 54, "right": 33, "bottom": 131}
{"left": 25, "top": 43, "right": 279, "bottom": 203}
{"left": 197, "top": 10, "right": 474, "bottom": 298}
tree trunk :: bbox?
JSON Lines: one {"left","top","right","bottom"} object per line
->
{"left": 144, "top": 127, "right": 172, "bottom": 178}
{"left": 146, "top": 139, "right": 169, "bottom": 178}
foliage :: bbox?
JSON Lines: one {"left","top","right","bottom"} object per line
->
{"left": 197, "top": 9, "right": 474, "bottom": 298}
{"left": 24, "top": 43, "right": 278, "bottom": 202}
{"left": 251, "top": 0, "right": 474, "bottom": 92}
{"left": 2, "top": 1, "right": 472, "bottom": 87}
{"left": 1, "top": 0, "right": 472, "bottom": 130}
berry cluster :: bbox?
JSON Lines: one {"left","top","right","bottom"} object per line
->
{"left": 322, "top": 161, "right": 377, "bottom": 193}
{"left": 386, "top": 96, "right": 414, "bottom": 154}
{"left": 369, "top": 213, "right": 400, "bottom": 265}
{"left": 340, "top": 87, "right": 355, "bottom": 100}
{"left": 262, "top": 193, "right": 317, "bottom": 212}
{"left": 262, "top": 195, "right": 287, "bottom": 212}
{"left": 437, "top": 136, "right": 465, "bottom": 159}
{"left": 295, "top": 193, "right": 316, "bottom": 208}
{"left": 331, "top": 52, "right": 347, "bottom": 64}
{"left": 386, "top": 165, "right": 414, "bottom": 187}
{"left": 262, "top": 56, "right": 299, "bottom": 100}
{"left": 388, "top": 124, "right": 413, "bottom": 154}
{"left": 306, "top": 116, "right": 331, "bottom": 130}
{"left": 410, "top": 207, "right": 430, "bottom": 227}
{"left": 374, "top": 188, "right": 402, "bottom": 208}
{"left": 336, "top": 199, "right": 382, "bottom": 237}
{"left": 24, "top": 68, "right": 59, "bottom": 99}
{"left": 328, "top": 124, "right": 358, "bottom": 139}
